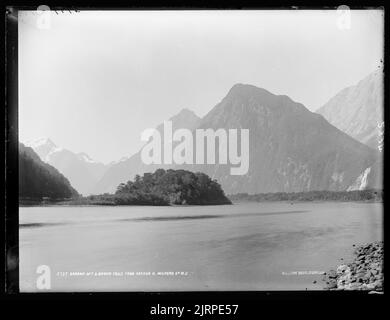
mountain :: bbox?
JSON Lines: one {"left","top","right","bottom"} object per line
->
{"left": 93, "top": 86, "right": 381, "bottom": 195}
{"left": 19, "top": 143, "right": 79, "bottom": 200}
{"left": 189, "top": 83, "right": 380, "bottom": 193}
{"left": 317, "top": 69, "right": 384, "bottom": 150}
{"left": 24, "top": 138, "right": 109, "bottom": 196}
{"left": 93, "top": 108, "right": 201, "bottom": 194}
{"left": 159, "top": 107, "right": 201, "bottom": 131}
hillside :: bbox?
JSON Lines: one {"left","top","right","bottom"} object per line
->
{"left": 19, "top": 143, "right": 79, "bottom": 200}
{"left": 24, "top": 138, "right": 108, "bottom": 196}
{"left": 317, "top": 69, "right": 383, "bottom": 150}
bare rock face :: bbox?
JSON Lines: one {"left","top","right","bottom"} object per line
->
{"left": 317, "top": 69, "right": 383, "bottom": 151}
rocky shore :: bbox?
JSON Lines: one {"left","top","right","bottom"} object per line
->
{"left": 322, "top": 241, "right": 383, "bottom": 292}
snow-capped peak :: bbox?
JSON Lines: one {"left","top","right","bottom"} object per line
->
{"left": 23, "top": 137, "right": 58, "bottom": 161}
{"left": 24, "top": 137, "right": 56, "bottom": 149}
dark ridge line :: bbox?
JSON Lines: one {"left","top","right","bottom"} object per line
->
{"left": 19, "top": 210, "right": 310, "bottom": 227}
{"left": 121, "top": 210, "right": 308, "bottom": 222}
{"left": 19, "top": 222, "right": 67, "bottom": 228}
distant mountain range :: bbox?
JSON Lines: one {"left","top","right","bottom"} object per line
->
{"left": 317, "top": 69, "right": 383, "bottom": 150}
{"left": 24, "top": 71, "right": 382, "bottom": 196}
{"left": 92, "top": 108, "right": 201, "bottom": 194}
{"left": 19, "top": 143, "right": 78, "bottom": 199}
{"left": 188, "top": 83, "right": 380, "bottom": 194}
{"left": 24, "top": 138, "right": 109, "bottom": 196}
{"left": 93, "top": 82, "right": 381, "bottom": 195}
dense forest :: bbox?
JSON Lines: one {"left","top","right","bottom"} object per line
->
{"left": 19, "top": 143, "right": 79, "bottom": 201}
{"left": 116, "top": 169, "right": 231, "bottom": 205}
{"left": 63, "top": 169, "right": 232, "bottom": 206}
{"left": 228, "top": 189, "right": 382, "bottom": 202}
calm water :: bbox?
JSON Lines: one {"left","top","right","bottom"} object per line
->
{"left": 19, "top": 202, "right": 383, "bottom": 292}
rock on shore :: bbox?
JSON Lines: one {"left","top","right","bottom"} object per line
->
{"left": 322, "top": 241, "right": 383, "bottom": 292}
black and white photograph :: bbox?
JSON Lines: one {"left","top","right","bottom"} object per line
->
{"left": 10, "top": 7, "right": 384, "bottom": 293}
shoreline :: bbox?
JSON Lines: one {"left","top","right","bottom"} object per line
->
{"left": 230, "top": 199, "right": 382, "bottom": 204}
{"left": 19, "top": 189, "right": 382, "bottom": 207}
{"left": 19, "top": 201, "right": 233, "bottom": 207}
{"left": 19, "top": 199, "right": 383, "bottom": 207}
{"left": 322, "top": 241, "right": 383, "bottom": 292}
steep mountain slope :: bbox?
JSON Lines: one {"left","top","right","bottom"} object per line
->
{"left": 93, "top": 108, "right": 201, "bottom": 194}
{"left": 93, "top": 85, "right": 381, "bottom": 195}
{"left": 188, "top": 84, "right": 380, "bottom": 194}
{"left": 24, "top": 138, "right": 108, "bottom": 196}
{"left": 19, "top": 143, "right": 79, "bottom": 199}
{"left": 317, "top": 69, "right": 384, "bottom": 150}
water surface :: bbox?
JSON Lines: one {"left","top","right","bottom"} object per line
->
{"left": 19, "top": 202, "right": 383, "bottom": 291}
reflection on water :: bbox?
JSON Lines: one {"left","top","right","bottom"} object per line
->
{"left": 20, "top": 222, "right": 68, "bottom": 228}
{"left": 19, "top": 202, "right": 382, "bottom": 292}
{"left": 129, "top": 214, "right": 223, "bottom": 222}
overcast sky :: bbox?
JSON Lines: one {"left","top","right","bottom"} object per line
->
{"left": 19, "top": 10, "right": 383, "bottom": 163}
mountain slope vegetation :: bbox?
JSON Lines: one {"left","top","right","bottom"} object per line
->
{"left": 19, "top": 143, "right": 79, "bottom": 200}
